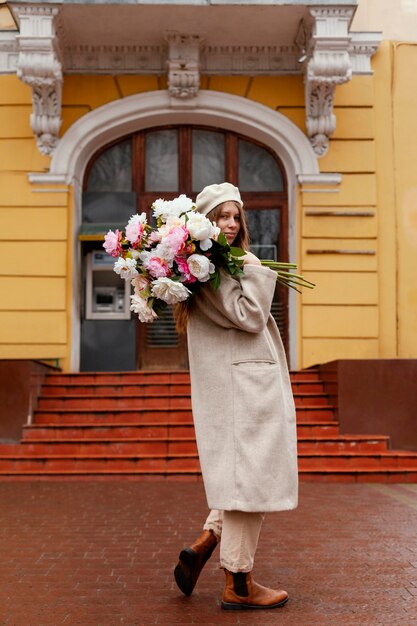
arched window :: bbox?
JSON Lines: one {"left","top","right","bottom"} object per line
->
{"left": 80, "top": 126, "right": 288, "bottom": 370}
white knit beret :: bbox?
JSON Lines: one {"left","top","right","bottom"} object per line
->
{"left": 195, "top": 182, "right": 243, "bottom": 216}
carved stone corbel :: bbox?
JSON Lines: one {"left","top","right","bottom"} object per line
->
{"left": 165, "top": 34, "right": 201, "bottom": 107}
{"left": 13, "top": 6, "right": 62, "bottom": 156}
{"left": 297, "top": 7, "right": 354, "bottom": 156}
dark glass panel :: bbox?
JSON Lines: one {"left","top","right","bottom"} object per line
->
{"left": 238, "top": 139, "right": 283, "bottom": 191}
{"left": 82, "top": 192, "right": 137, "bottom": 225}
{"left": 246, "top": 208, "right": 280, "bottom": 261}
{"left": 145, "top": 129, "right": 179, "bottom": 191}
{"left": 87, "top": 139, "right": 132, "bottom": 192}
{"left": 192, "top": 129, "right": 225, "bottom": 191}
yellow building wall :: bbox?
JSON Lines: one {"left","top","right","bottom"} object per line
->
{"left": 0, "top": 76, "right": 70, "bottom": 366}
{"left": 391, "top": 43, "right": 417, "bottom": 357}
{"left": 0, "top": 39, "right": 416, "bottom": 369}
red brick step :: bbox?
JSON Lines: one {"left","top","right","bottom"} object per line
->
{"left": 1, "top": 367, "right": 416, "bottom": 482}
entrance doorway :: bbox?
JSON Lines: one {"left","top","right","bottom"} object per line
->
{"left": 79, "top": 126, "right": 288, "bottom": 371}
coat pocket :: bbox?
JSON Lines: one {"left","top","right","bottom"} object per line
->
{"left": 231, "top": 361, "right": 280, "bottom": 423}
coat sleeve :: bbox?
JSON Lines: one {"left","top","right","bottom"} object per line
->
{"left": 195, "top": 265, "right": 277, "bottom": 333}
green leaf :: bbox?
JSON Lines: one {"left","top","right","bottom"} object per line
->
{"left": 210, "top": 271, "right": 221, "bottom": 290}
{"left": 217, "top": 232, "right": 228, "bottom": 247}
{"left": 230, "top": 246, "right": 245, "bottom": 257}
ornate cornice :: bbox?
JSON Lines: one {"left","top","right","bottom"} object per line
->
{"left": 1, "top": 34, "right": 380, "bottom": 79}
{"left": 62, "top": 43, "right": 301, "bottom": 75}
{"left": 13, "top": 5, "right": 62, "bottom": 155}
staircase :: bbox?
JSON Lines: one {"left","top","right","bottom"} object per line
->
{"left": 0, "top": 369, "right": 416, "bottom": 481}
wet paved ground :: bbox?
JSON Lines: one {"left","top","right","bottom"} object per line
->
{"left": 0, "top": 480, "right": 416, "bottom": 626}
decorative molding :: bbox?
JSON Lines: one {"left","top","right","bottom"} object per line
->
{"left": 1, "top": 33, "right": 381, "bottom": 78}
{"left": 0, "top": 32, "right": 18, "bottom": 73}
{"left": 13, "top": 5, "right": 62, "bottom": 155}
{"left": 297, "top": 6, "right": 354, "bottom": 157}
{"left": 65, "top": 44, "right": 164, "bottom": 74}
{"left": 349, "top": 32, "right": 382, "bottom": 75}
{"left": 165, "top": 33, "right": 201, "bottom": 107}
{"left": 202, "top": 45, "right": 300, "bottom": 74}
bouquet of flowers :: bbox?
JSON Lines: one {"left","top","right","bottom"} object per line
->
{"left": 103, "top": 194, "right": 314, "bottom": 323}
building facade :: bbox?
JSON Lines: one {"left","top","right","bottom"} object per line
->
{"left": 0, "top": 0, "right": 416, "bottom": 372}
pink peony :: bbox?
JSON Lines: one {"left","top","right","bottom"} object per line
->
{"left": 147, "top": 257, "right": 171, "bottom": 278}
{"left": 125, "top": 213, "right": 147, "bottom": 246}
{"left": 162, "top": 226, "right": 189, "bottom": 257}
{"left": 149, "top": 231, "right": 162, "bottom": 244}
{"left": 175, "top": 256, "right": 197, "bottom": 284}
{"left": 103, "top": 229, "right": 122, "bottom": 257}
{"left": 126, "top": 222, "right": 144, "bottom": 246}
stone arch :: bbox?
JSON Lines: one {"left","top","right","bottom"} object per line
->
{"left": 50, "top": 90, "right": 320, "bottom": 185}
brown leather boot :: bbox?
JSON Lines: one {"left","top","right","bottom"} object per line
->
{"left": 174, "top": 529, "right": 218, "bottom": 596}
{"left": 221, "top": 569, "right": 289, "bottom": 610}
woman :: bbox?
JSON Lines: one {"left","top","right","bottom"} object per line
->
{"left": 174, "top": 182, "right": 298, "bottom": 610}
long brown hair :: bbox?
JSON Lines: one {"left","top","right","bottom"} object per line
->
{"left": 174, "top": 201, "right": 250, "bottom": 333}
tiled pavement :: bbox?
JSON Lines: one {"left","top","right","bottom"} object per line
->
{"left": 0, "top": 480, "right": 416, "bottom": 626}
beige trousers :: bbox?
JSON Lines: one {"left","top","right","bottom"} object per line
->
{"left": 203, "top": 509, "right": 265, "bottom": 573}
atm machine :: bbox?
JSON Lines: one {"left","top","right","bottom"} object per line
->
{"left": 80, "top": 251, "right": 136, "bottom": 371}
{"left": 86, "top": 251, "right": 130, "bottom": 320}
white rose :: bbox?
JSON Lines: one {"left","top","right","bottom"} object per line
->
{"left": 151, "top": 277, "right": 191, "bottom": 304}
{"left": 130, "top": 295, "right": 158, "bottom": 323}
{"left": 114, "top": 257, "right": 138, "bottom": 280}
{"left": 187, "top": 254, "right": 215, "bottom": 282}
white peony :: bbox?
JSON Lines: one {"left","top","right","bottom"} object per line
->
{"left": 152, "top": 198, "right": 170, "bottom": 220}
{"left": 151, "top": 277, "right": 191, "bottom": 304}
{"left": 130, "top": 295, "right": 158, "bottom": 323}
{"left": 152, "top": 195, "right": 193, "bottom": 222}
{"left": 129, "top": 248, "right": 140, "bottom": 260}
{"left": 165, "top": 213, "right": 186, "bottom": 228}
{"left": 186, "top": 212, "right": 218, "bottom": 250}
{"left": 139, "top": 250, "right": 151, "bottom": 266}
{"left": 114, "top": 257, "right": 138, "bottom": 280}
{"left": 169, "top": 194, "right": 194, "bottom": 216}
{"left": 212, "top": 225, "right": 221, "bottom": 240}
{"left": 187, "top": 254, "right": 215, "bottom": 282}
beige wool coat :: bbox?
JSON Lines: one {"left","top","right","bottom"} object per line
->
{"left": 187, "top": 264, "right": 298, "bottom": 512}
